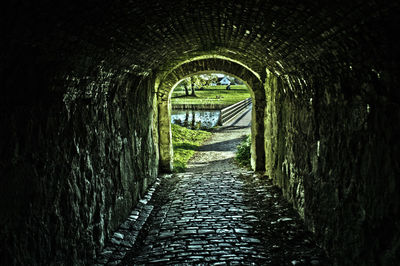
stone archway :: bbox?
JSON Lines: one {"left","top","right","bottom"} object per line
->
{"left": 157, "top": 58, "right": 266, "bottom": 173}
{"left": 3, "top": 1, "right": 400, "bottom": 264}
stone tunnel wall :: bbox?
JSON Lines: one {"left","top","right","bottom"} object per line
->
{"left": 2, "top": 1, "right": 400, "bottom": 265}
{"left": 0, "top": 56, "right": 159, "bottom": 264}
{"left": 264, "top": 67, "right": 400, "bottom": 264}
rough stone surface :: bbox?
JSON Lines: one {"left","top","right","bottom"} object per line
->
{"left": 94, "top": 176, "right": 164, "bottom": 265}
{"left": 264, "top": 69, "right": 400, "bottom": 265}
{"left": 121, "top": 172, "right": 328, "bottom": 265}
{"left": 1, "top": 1, "right": 400, "bottom": 265}
{"left": 0, "top": 65, "right": 159, "bottom": 264}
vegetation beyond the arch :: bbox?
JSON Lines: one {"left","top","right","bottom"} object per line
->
{"left": 171, "top": 124, "right": 211, "bottom": 172}
{"left": 172, "top": 85, "right": 250, "bottom": 106}
{"left": 235, "top": 134, "right": 251, "bottom": 169}
{"left": 158, "top": 58, "right": 265, "bottom": 174}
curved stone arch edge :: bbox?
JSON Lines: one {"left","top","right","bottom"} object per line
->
{"left": 157, "top": 53, "right": 262, "bottom": 83}
{"left": 165, "top": 70, "right": 255, "bottom": 100}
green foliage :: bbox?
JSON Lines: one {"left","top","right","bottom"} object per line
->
{"left": 172, "top": 85, "right": 250, "bottom": 106}
{"left": 172, "top": 124, "right": 211, "bottom": 172}
{"left": 178, "top": 74, "right": 219, "bottom": 96}
{"left": 235, "top": 135, "right": 251, "bottom": 168}
{"left": 180, "top": 74, "right": 219, "bottom": 88}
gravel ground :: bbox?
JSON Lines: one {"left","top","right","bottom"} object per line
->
{"left": 186, "top": 107, "right": 252, "bottom": 173}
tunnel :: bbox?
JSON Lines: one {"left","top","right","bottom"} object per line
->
{"left": 1, "top": 1, "right": 399, "bottom": 265}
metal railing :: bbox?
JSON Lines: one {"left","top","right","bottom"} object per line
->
{"left": 218, "top": 97, "right": 252, "bottom": 125}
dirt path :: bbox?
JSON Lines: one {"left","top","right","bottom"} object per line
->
{"left": 185, "top": 107, "right": 252, "bottom": 173}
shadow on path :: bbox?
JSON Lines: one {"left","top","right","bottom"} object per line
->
{"left": 198, "top": 137, "right": 245, "bottom": 152}
{"left": 185, "top": 105, "right": 252, "bottom": 173}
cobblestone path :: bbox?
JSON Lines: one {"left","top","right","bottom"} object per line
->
{"left": 120, "top": 172, "right": 328, "bottom": 265}
{"left": 98, "top": 108, "right": 329, "bottom": 265}
{"left": 125, "top": 171, "right": 267, "bottom": 264}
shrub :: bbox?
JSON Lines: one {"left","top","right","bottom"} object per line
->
{"left": 235, "top": 135, "right": 251, "bottom": 168}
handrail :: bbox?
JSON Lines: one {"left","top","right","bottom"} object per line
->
{"left": 218, "top": 98, "right": 251, "bottom": 125}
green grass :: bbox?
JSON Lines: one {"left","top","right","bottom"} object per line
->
{"left": 172, "top": 124, "right": 212, "bottom": 172}
{"left": 171, "top": 85, "right": 250, "bottom": 106}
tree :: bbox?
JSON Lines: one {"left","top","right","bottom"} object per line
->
{"left": 199, "top": 73, "right": 219, "bottom": 87}
{"left": 190, "top": 77, "right": 196, "bottom": 96}
{"left": 180, "top": 74, "right": 218, "bottom": 96}
{"left": 183, "top": 83, "right": 189, "bottom": 96}
{"left": 180, "top": 76, "right": 199, "bottom": 96}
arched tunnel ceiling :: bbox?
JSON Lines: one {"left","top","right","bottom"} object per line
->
{"left": 6, "top": 1, "right": 399, "bottom": 79}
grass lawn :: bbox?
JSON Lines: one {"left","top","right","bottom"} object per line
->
{"left": 171, "top": 85, "right": 250, "bottom": 106}
{"left": 172, "top": 124, "right": 212, "bottom": 172}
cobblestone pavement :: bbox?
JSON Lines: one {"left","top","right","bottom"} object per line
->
{"left": 120, "top": 172, "right": 329, "bottom": 265}
{"left": 98, "top": 107, "right": 329, "bottom": 265}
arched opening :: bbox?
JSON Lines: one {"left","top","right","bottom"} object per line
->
{"left": 2, "top": 1, "right": 400, "bottom": 265}
{"left": 156, "top": 58, "right": 266, "bottom": 173}
{"left": 169, "top": 72, "right": 252, "bottom": 171}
